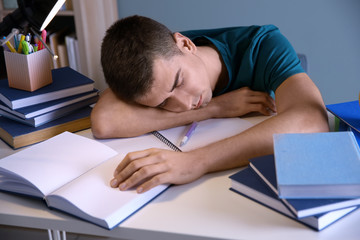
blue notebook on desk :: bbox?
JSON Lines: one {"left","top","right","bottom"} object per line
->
{"left": 0, "top": 67, "right": 94, "bottom": 109}
{"left": 273, "top": 132, "right": 360, "bottom": 199}
{"left": 249, "top": 155, "right": 360, "bottom": 218}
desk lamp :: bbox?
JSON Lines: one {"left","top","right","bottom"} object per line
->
{"left": 0, "top": 0, "right": 65, "bottom": 77}
{"left": 0, "top": 0, "right": 66, "bottom": 36}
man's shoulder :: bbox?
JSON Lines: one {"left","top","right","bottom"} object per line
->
{"left": 181, "top": 25, "right": 279, "bottom": 40}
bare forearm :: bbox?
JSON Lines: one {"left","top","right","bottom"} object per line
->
{"left": 91, "top": 87, "right": 277, "bottom": 139}
{"left": 91, "top": 89, "right": 215, "bottom": 138}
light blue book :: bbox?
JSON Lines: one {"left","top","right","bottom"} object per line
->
{"left": 273, "top": 132, "right": 360, "bottom": 199}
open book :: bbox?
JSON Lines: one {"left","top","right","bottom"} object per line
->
{"left": 0, "top": 118, "right": 253, "bottom": 229}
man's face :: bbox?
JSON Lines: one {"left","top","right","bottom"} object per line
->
{"left": 135, "top": 53, "right": 213, "bottom": 112}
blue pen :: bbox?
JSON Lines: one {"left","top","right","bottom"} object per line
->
{"left": 14, "top": 34, "right": 19, "bottom": 51}
{"left": 180, "top": 122, "right": 198, "bottom": 147}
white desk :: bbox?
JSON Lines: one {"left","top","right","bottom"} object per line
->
{"left": 0, "top": 115, "right": 359, "bottom": 240}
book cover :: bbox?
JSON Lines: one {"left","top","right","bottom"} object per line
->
{"left": 229, "top": 168, "right": 357, "bottom": 231}
{"left": 0, "top": 132, "right": 169, "bottom": 229}
{"left": 273, "top": 132, "right": 360, "bottom": 199}
{"left": 0, "top": 96, "right": 98, "bottom": 127}
{"left": 249, "top": 155, "right": 360, "bottom": 218}
{"left": 326, "top": 100, "right": 360, "bottom": 133}
{"left": 0, "top": 67, "right": 94, "bottom": 109}
{"left": 0, "top": 106, "right": 92, "bottom": 149}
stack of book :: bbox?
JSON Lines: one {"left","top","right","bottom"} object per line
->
{"left": 230, "top": 131, "right": 360, "bottom": 231}
{"left": 0, "top": 67, "right": 99, "bottom": 149}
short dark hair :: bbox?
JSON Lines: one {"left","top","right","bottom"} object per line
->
{"left": 101, "top": 15, "right": 182, "bottom": 101}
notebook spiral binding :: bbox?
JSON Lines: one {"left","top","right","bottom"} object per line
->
{"left": 151, "top": 131, "right": 182, "bottom": 152}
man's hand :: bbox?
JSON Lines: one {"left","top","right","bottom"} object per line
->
{"left": 208, "top": 87, "right": 276, "bottom": 118}
{"left": 110, "top": 148, "right": 205, "bottom": 193}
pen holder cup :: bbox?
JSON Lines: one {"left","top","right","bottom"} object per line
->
{"left": 4, "top": 49, "right": 53, "bottom": 92}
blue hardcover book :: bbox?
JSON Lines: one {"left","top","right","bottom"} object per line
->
{"left": 0, "top": 96, "right": 98, "bottom": 127}
{"left": 229, "top": 168, "right": 357, "bottom": 231}
{"left": 351, "top": 128, "right": 360, "bottom": 146}
{"left": 0, "top": 67, "right": 94, "bottom": 109}
{"left": 249, "top": 155, "right": 360, "bottom": 218}
{"left": 0, "top": 89, "right": 98, "bottom": 119}
{"left": 273, "top": 132, "right": 360, "bottom": 199}
{"left": 0, "top": 106, "right": 92, "bottom": 149}
{"left": 326, "top": 100, "right": 360, "bottom": 133}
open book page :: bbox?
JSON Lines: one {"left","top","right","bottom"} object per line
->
{"left": 46, "top": 153, "right": 168, "bottom": 229}
{"left": 0, "top": 132, "right": 117, "bottom": 198}
{"left": 158, "top": 118, "right": 254, "bottom": 152}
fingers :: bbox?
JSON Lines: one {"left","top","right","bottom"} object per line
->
{"left": 113, "top": 149, "right": 152, "bottom": 177}
{"left": 242, "top": 88, "right": 276, "bottom": 114}
{"left": 110, "top": 149, "right": 171, "bottom": 193}
{"left": 113, "top": 162, "right": 168, "bottom": 193}
{"left": 136, "top": 173, "right": 169, "bottom": 193}
{"left": 249, "top": 103, "right": 276, "bottom": 116}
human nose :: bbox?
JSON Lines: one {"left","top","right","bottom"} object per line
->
{"left": 167, "top": 92, "right": 193, "bottom": 112}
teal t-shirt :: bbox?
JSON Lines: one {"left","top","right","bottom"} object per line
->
{"left": 182, "top": 25, "right": 304, "bottom": 96}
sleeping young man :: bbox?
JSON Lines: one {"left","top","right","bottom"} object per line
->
{"left": 91, "top": 15, "right": 329, "bottom": 193}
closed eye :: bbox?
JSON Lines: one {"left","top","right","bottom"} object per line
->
{"left": 177, "top": 77, "right": 185, "bottom": 88}
{"left": 157, "top": 99, "right": 168, "bottom": 108}
{"left": 156, "top": 69, "right": 184, "bottom": 109}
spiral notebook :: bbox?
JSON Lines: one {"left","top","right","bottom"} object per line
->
{"left": 151, "top": 131, "right": 182, "bottom": 152}
{"left": 151, "top": 117, "right": 254, "bottom": 152}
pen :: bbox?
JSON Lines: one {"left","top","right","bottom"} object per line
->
{"left": 180, "top": 122, "right": 198, "bottom": 147}
{"left": 3, "top": 37, "right": 16, "bottom": 53}
{"left": 40, "top": 29, "right": 47, "bottom": 50}
{"left": 17, "top": 34, "right": 25, "bottom": 53}
{"left": 14, "top": 34, "right": 19, "bottom": 50}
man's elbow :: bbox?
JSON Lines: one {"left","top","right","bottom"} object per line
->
{"left": 90, "top": 108, "right": 114, "bottom": 139}
{"left": 300, "top": 104, "right": 330, "bottom": 133}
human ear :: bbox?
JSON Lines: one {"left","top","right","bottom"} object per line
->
{"left": 173, "top": 32, "right": 197, "bottom": 53}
